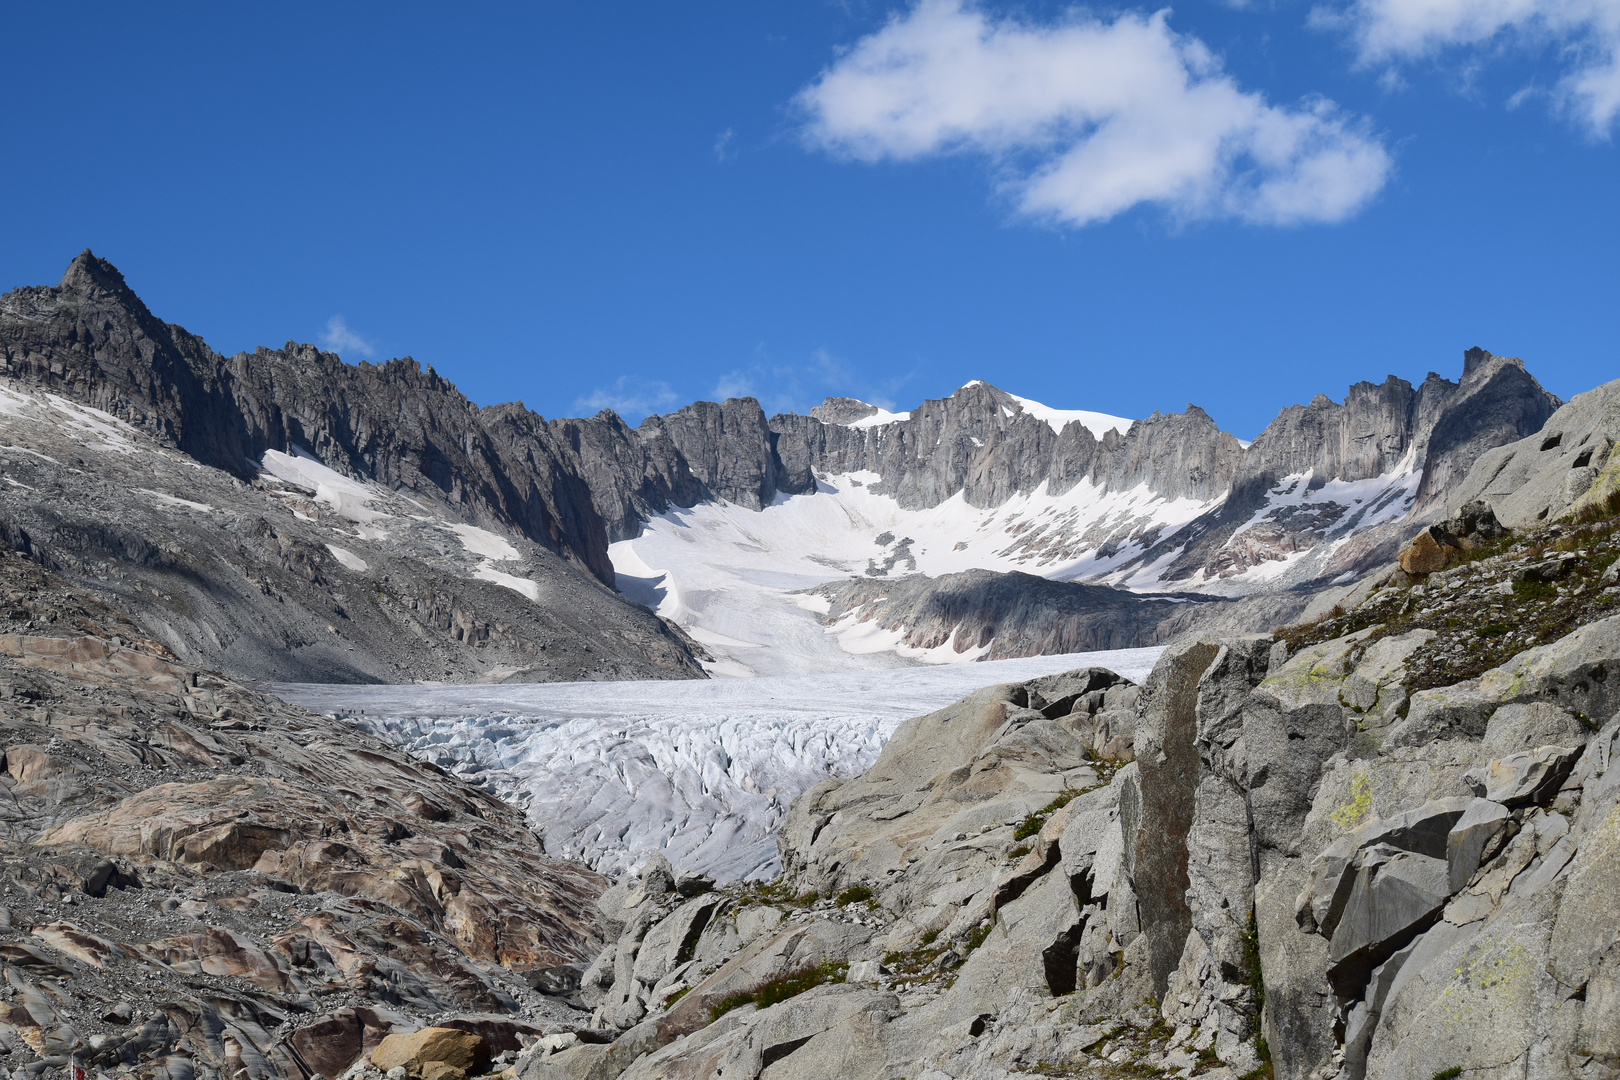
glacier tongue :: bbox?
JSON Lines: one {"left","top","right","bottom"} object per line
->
{"left": 276, "top": 648, "right": 1161, "bottom": 881}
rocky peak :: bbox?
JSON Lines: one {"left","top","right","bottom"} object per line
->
{"left": 57, "top": 247, "right": 138, "bottom": 301}
{"left": 1, "top": 252, "right": 629, "bottom": 584}
{"left": 808, "top": 397, "right": 879, "bottom": 424}
{"left": 1411, "top": 347, "right": 1561, "bottom": 512}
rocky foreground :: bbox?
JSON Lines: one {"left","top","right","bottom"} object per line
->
{"left": 0, "top": 546, "right": 609, "bottom": 1080}
{"left": 516, "top": 386, "right": 1620, "bottom": 1079}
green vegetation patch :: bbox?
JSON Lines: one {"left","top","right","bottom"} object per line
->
{"left": 1275, "top": 507, "right": 1620, "bottom": 700}
{"left": 707, "top": 961, "right": 847, "bottom": 1023}
{"left": 734, "top": 880, "right": 820, "bottom": 909}
{"left": 835, "top": 884, "right": 872, "bottom": 905}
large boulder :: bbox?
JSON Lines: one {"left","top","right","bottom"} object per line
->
{"left": 371, "top": 1027, "right": 489, "bottom": 1078}
{"left": 1295, "top": 797, "right": 1474, "bottom": 938}
{"left": 1323, "top": 845, "right": 1452, "bottom": 998}
{"left": 1482, "top": 702, "right": 1589, "bottom": 757}
{"left": 1130, "top": 636, "right": 1223, "bottom": 998}
{"left": 1396, "top": 500, "right": 1507, "bottom": 576}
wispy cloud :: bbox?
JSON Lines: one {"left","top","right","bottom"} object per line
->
{"left": 713, "top": 348, "right": 912, "bottom": 416}
{"left": 319, "top": 315, "right": 375, "bottom": 357}
{"left": 714, "top": 128, "right": 736, "bottom": 163}
{"left": 573, "top": 376, "right": 680, "bottom": 422}
{"left": 796, "top": 0, "right": 1391, "bottom": 228}
{"left": 1314, "top": 0, "right": 1620, "bottom": 135}
{"left": 713, "top": 370, "right": 755, "bottom": 399}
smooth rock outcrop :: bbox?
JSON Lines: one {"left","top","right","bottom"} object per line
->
{"left": 1452, "top": 374, "right": 1620, "bottom": 527}
{"left": 1464, "top": 744, "right": 1582, "bottom": 807}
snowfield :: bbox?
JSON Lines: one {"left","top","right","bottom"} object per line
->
{"left": 276, "top": 647, "right": 1162, "bottom": 882}
{"left": 610, "top": 472, "right": 1212, "bottom": 677}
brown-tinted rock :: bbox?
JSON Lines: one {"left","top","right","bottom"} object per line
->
{"left": 1398, "top": 530, "right": 1453, "bottom": 575}
{"left": 290, "top": 1007, "right": 412, "bottom": 1080}
{"left": 372, "top": 1027, "right": 489, "bottom": 1077}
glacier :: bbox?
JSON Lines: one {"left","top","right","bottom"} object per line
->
{"left": 276, "top": 647, "right": 1161, "bottom": 882}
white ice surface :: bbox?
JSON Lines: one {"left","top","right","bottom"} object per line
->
{"left": 447, "top": 523, "right": 521, "bottom": 562}
{"left": 276, "top": 647, "right": 1162, "bottom": 882}
{"left": 138, "top": 489, "right": 214, "bottom": 513}
{"left": 845, "top": 406, "right": 911, "bottom": 428}
{"left": 446, "top": 522, "right": 548, "bottom": 602}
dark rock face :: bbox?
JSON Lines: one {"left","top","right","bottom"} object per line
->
{"left": 0, "top": 252, "right": 706, "bottom": 683}
{"left": 0, "top": 253, "right": 1571, "bottom": 679}
{"left": 1413, "top": 347, "right": 1567, "bottom": 511}
{"left": 1128, "top": 352, "right": 1561, "bottom": 589}
{"left": 810, "top": 569, "right": 1226, "bottom": 658}
{"left": 0, "top": 252, "right": 617, "bottom": 583}
{"left": 638, "top": 398, "right": 788, "bottom": 511}
{"left": 773, "top": 383, "right": 1242, "bottom": 513}
{"left": 1130, "top": 638, "right": 1222, "bottom": 999}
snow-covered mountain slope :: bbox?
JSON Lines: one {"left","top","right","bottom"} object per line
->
{"left": 0, "top": 252, "right": 1565, "bottom": 683}
{"left": 277, "top": 647, "right": 1162, "bottom": 881}
{"left": 609, "top": 472, "right": 1211, "bottom": 676}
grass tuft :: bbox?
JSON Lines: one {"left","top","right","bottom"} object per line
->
{"left": 706, "top": 961, "right": 846, "bottom": 1023}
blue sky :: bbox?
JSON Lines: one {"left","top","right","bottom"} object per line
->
{"left": 1, "top": 1, "right": 1615, "bottom": 440}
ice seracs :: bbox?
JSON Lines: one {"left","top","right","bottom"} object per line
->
{"left": 282, "top": 647, "right": 1164, "bottom": 881}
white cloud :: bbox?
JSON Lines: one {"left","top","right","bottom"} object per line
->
{"left": 713, "top": 370, "right": 755, "bottom": 399}
{"left": 318, "top": 315, "right": 375, "bottom": 357}
{"left": 710, "top": 349, "right": 908, "bottom": 416}
{"left": 714, "top": 128, "right": 736, "bottom": 162}
{"left": 573, "top": 376, "right": 680, "bottom": 421}
{"left": 1318, "top": 0, "right": 1620, "bottom": 135}
{"left": 796, "top": 1, "right": 1391, "bottom": 227}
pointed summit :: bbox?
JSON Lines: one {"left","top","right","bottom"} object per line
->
{"left": 59, "top": 248, "right": 134, "bottom": 297}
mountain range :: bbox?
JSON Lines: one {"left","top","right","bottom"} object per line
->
{"left": 0, "top": 252, "right": 1562, "bottom": 681}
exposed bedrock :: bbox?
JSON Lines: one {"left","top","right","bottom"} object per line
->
{"left": 771, "top": 382, "right": 1243, "bottom": 512}
{"left": 538, "top": 521, "right": 1620, "bottom": 1078}
{"left": 1, "top": 254, "right": 1574, "bottom": 684}
{"left": 0, "top": 253, "right": 707, "bottom": 682}
{"left": 1132, "top": 348, "right": 1560, "bottom": 589}
{"left": 1453, "top": 373, "right": 1620, "bottom": 528}
{"left": 0, "top": 252, "right": 616, "bottom": 582}
{"left": 810, "top": 568, "right": 1228, "bottom": 658}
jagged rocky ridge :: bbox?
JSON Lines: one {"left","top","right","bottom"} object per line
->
{"left": 0, "top": 253, "right": 1565, "bottom": 675}
{"left": 508, "top": 381, "right": 1620, "bottom": 1080}
{"left": 810, "top": 569, "right": 1223, "bottom": 658}
{"left": 0, "top": 253, "right": 705, "bottom": 683}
